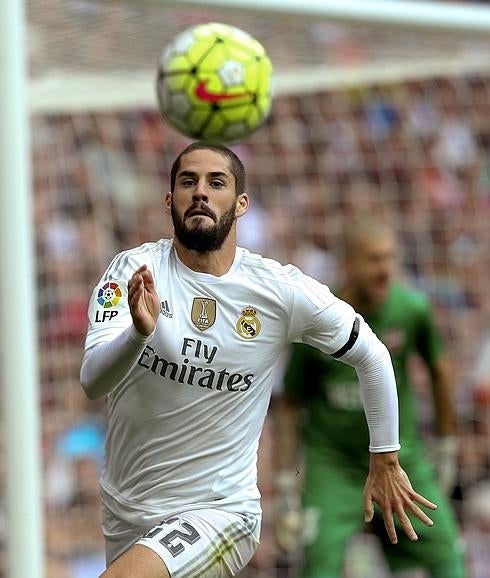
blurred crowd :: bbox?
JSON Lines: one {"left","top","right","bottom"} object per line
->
{"left": 7, "top": 75, "right": 490, "bottom": 577}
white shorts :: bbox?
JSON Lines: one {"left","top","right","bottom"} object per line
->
{"left": 103, "top": 506, "right": 261, "bottom": 577}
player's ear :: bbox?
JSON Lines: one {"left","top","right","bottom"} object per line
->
{"left": 164, "top": 192, "right": 172, "bottom": 215}
{"left": 235, "top": 192, "right": 249, "bottom": 218}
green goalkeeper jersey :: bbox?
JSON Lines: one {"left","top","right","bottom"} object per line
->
{"left": 283, "top": 282, "right": 443, "bottom": 465}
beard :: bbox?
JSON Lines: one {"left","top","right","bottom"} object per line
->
{"left": 171, "top": 200, "right": 237, "bottom": 252}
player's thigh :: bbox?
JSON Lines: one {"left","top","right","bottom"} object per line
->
{"left": 380, "top": 519, "right": 466, "bottom": 578}
{"left": 101, "top": 544, "right": 170, "bottom": 578}
{"left": 131, "top": 509, "right": 260, "bottom": 578}
{"left": 102, "top": 504, "right": 148, "bottom": 567}
{"left": 382, "top": 508, "right": 466, "bottom": 578}
{"left": 302, "top": 448, "right": 365, "bottom": 577}
{"left": 302, "top": 446, "right": 366, "bottom": 543}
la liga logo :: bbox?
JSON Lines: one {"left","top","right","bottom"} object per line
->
{"left": 97, "top": 281, "right": 122, "bottom": 308}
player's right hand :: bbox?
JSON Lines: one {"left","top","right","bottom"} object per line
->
{"left": 128, "top": 265, "right": 160, "bottom": 336}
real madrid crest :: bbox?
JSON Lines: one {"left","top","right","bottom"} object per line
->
{"left": 236, "top": 306, "right": 261, "bottom": 340}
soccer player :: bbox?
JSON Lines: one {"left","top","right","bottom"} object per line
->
{"left": 80, "top": 143, "right": 437, "bottom": 578}
{"left": 279, "top": 218, "right": 466, "bottom": 578}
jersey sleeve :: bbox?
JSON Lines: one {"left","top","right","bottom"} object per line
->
{"left": 285, "top": 267, "right": 400, "bottom": 453}
{"left": 286, "top": 267, "right": 356, "bottom": 354}
{"left": 84, "top": 250, "right": 148, "bottom": 352}
{"left": 414, "top": 296, "right": 444, "bottom": 371}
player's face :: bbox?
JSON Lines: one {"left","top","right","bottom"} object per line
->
{"left": 166, "top": 149, "right": 248, "bottom": 252}
{"left": 346, "top": 235, "right": 396, "bottom": 305}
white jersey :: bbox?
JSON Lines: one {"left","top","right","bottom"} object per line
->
{"left": 83, "top": 239, "right": 398, "bottom": 527}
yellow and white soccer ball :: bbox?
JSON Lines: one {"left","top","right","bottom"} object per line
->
{"left": 156, "top": 22, "right": 273, "bottom": 144}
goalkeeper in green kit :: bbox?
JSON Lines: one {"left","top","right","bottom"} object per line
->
{"left": 277, "top": 218, "right": 467, "bottom": 578}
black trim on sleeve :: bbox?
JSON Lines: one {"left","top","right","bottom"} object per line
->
{"left": 331, "top": 316, "right": 360, "bottom": 359}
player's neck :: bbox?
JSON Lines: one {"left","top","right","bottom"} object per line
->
{"left": 173, "top": 236, "right": 237, "bottom": 276}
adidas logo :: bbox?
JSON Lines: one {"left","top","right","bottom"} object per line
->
{"left": 160, "top": 300, "right": 173, "bottom": 318}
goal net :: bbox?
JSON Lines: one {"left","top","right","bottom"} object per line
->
{"left": 24, "top": 1, "right": 490, "bottom": 576}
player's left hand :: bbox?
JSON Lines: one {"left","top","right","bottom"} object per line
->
{"left": 363, "top": 451, "right": 438, "bottom": 544}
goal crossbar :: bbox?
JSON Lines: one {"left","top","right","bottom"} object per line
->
{"left": 158, "top": 0, "right": 490, "bottom": 33}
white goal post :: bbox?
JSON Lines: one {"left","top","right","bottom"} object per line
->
{"left": 165, "top": 0, "right": 490, "bottom": 31}
{"left": 1, "top": 1, "right": 43, "bottom": 578}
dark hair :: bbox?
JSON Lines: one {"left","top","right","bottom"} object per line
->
{"left": 170, "top": 142, "right": 246, "bottom": 196}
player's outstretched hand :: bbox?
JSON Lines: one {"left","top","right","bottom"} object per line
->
{"left": 363, "top": 451, "right": 437, "bottom": 544}
{"left": 128, "top": 265, "right": 160, "bottom": 336}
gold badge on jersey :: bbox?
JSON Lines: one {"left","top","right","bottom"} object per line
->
{"left": 191, "top": 297, "right": 216, "bottom": 331}
{"left": 236, "top": 306, "right": 261, "bottom": 340}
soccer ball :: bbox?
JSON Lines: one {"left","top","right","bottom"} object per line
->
{"left": 156, "top": 22, "right": 273, "bottom": 144}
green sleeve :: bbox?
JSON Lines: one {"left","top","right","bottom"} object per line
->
{"left": 414, "top": 297, "right": 444, "bottom": 371}
{"left": 283, "top": 343, "right": 316, "bottom": 402}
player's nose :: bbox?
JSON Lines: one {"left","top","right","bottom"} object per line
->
{"left": 193, "top": 180, "right": 209, "bottom": 202}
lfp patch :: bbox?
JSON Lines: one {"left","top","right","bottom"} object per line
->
{"left": 97, "top": 281, "right": 122, "bottom": 309}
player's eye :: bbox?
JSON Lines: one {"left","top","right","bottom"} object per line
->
{"left": 181, "top": 178, "right": 196, "bottom": 187}
{"left": 210, "top": 180, "right": 225, "bottom": 188}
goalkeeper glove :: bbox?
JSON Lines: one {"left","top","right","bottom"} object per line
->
{"left": 429, "top": 436, "right": 458, "bottom": 495}
{"left": 274, "top": 470, "right": 303, "bottom": 553}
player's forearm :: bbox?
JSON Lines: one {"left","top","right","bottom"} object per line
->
{"left": 80, "top": 324, "right": 153, "bottom": 400}
{"left": 431, "top": 357, "right": 457, "bottom": 436}
{"left": 338, "top": 317, "right": 400, "bottom": 453}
